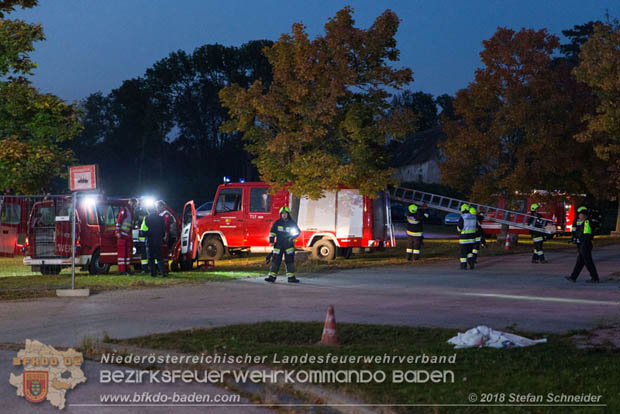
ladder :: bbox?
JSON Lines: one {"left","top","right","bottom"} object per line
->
{"left": 390, "top": 187, "right": 555, "bottom": 234}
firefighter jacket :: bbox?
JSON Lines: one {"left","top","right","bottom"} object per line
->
{"left": 143, "top": 213, "right": 165, "bottom": 247}
{"left": 457, "top": 213, "right": 477, "bottom": 244}
{"left": 406, "top": 210, "right": 429, "bottom": 237}
{"left": 572, "top": 218, "right": 594, "bottom": 245}
{"left": 115, "top": 207, "right": 133, "bottom": 238}
{"left": 527, "top": 212, "right": 546, "bottom": 239}
{"left": 269, "top": 218, "right": 300, "bottom": 248}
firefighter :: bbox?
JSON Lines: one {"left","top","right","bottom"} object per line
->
{"left": 265, "top": 206, "right": 300, "bottom": 283}
{"left": 457, "top": 203, "right": 477, "bottom": 270}
{"left": 405, "top": 204, "right": 428, "bottom": 261}
{"left": 469, "top": 207, "right": 483, "bottom": 263}
{"left": 528, "top": 203, "right": 547, "bottom": 263}
{"left": 565, "top": 206, "right": 599, "bottom": 283}
{"left": 115, "top": 198, "right": 137, "bottom": 275}
{"left": 157, "top": 200, "right": 172, "bottom": 275}
{"left": 143, "top": 205, "right": 166, "bottom": 277}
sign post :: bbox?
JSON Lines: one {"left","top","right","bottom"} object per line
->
{"left": 56, "top": 165, "right": 98, "bottom": 298}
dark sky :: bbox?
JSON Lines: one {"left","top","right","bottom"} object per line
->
{"left": 11, "top": 0, "right": 619, "bottom": 103}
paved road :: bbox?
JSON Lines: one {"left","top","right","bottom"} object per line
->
{"left": 1, "top": 245, "right": 619, "bottom": 349}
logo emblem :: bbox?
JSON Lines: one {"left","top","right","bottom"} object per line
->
{"left": 23, "top": 371, "right": 48, "bottom": 403}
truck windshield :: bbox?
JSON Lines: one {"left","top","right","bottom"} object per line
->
{"left": 215, "top": 189, "right": 242, "bottom": 213}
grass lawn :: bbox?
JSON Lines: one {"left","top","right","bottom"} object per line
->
{"left": 109, "top": 321, "right": 620, "bottom": 413}
{"left": 1, "top": 235, "right": 618, "bottom": 300}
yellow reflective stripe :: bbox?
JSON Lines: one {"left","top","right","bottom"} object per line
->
{"left": 286, "top": 248, "right": 295, "bottom": 254}
{"left": 272, "top": 248, "right": 280, "bottom": 254}
{"left": 461, "top": 229, "right": 476, "bottom": 234}
{"left": 533, "top": 237, "right": 544, "bottom": 242}
{"left": 460, "top": 258, "right": 467, "bottom": 263}
{"left": 269, "top": 232, "right": 276, "bottom": 236}
{"left": 459, "top": 239, "right": 475, "bottom": 244}
{"left": 406, "top": 231, "right": 423, "bottom": 236}
{"left": 277, "top": 226, "right": 284, "bottom": 231}
{"left": 413, "top": 250, "right": 420, "bottom": 254}
{"left": 406, "top": 249, "right": 413, "bottom": 253}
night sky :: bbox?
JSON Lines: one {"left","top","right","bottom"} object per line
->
{"left": 11, "top": 0, "right": 619, "bottom": 103}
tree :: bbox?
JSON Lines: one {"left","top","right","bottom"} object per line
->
{"left": 0, "top": 1, "right": 82, "bottom": 193}
{"left": 220, "top": 7, "right": 414, "bottom": 199}
{"left": 435, "top": 94, "right": 456, "bottom": 121}
{"left": 392, "top": 90, "right": 438, "bottom": 131}
{"left": 573, "top": 20, "right": 620, "bottom": 233}
{"left": 439, "top": 27, "right": 600, "bottom": 204}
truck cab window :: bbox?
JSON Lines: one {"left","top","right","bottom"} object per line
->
{"left": 250, "top": 188, "right": 270, "bottom": 212}
{"left": 215, "top": 189, "right": 243, "bottom": 213}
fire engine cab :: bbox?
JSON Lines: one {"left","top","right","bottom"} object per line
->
{"left": 24, "top": 195, "right": 180, "bottom": 275}
{"left": 175, "top": 181, "right": 394, "bottom": 266}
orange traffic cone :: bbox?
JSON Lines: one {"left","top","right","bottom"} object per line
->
{"left": 504, "top": 235, "right": 512, "bottom": 250}
{"left": 320, "top": 305, "right": 339, "bottom": 345}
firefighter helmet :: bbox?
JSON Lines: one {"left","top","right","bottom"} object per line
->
{"left": 469, "top": 207, "right": 477, "bottom": 215}
{"left": 530, "top": 203, "right": 539, "bottom": 212}
{"left": 279, "top": 206, "right": 290, "bottom": 215}
{"left": 577, "top": 206, "right": 587, "bottom": 213}
{"left": 408, "top": 204, "right": 418, "bottom": 213}
{"left": 460, "top": 203, "right": 469, "bottom": 212}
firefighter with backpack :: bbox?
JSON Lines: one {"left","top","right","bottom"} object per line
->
{"left": 528, "top": 203, "right": 548, "bottom": 263}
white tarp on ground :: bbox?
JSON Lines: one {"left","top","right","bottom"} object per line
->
{"left": 447, "top": 326, "right": 547, "bottom": 349}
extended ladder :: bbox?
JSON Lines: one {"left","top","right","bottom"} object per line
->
{"left": 390, "top": 187, "right": 555, "bottom": 234}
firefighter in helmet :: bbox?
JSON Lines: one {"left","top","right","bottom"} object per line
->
{"left": 265, "top": 206, "right": 300, "bottom": 283}
{"left": 469, "top": 206, "right": 483, "bottom": 263}
{"left": 527, "top": 203, "right": 547, "bottom": 263}
{"left": 565, "top": 206, "right": 599, "bottom": 283}
{"left": 405, "top": 204, "right": 428, "bottom": 261}
{"left": 457, "top": 203, "right": 477, "bottom": 270}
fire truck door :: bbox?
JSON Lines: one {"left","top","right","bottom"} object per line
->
{"left": 0, "top": 200, "right": 19, "bottom": 256}
{"left": 245, "top": 187, "right": 274, "bottom": 247}
{"left": 212, "top": 187, "right": 245, "bottom": 246}
{"left": 180, "top": 200, "right": 198, "bottom": 259}
{"left": 97, "top": 203, "right": 121, "bottom": 264}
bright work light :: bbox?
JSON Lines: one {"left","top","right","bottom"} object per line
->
{"left": 289, "top": 228, "right": 299, "bottom": 236}
{"left": 142, "top": 196, "right": 156, "bottom": 208}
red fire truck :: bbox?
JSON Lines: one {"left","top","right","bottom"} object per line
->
{"left": 481, "top": 191, "right": 579, "bottom": 236}
{"left": 24, "top": 195, "right": 180, "bottom": 275}
{"left": 174, "top": 181, "right": 395, "bottom": 266}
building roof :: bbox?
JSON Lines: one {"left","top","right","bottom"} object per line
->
{"left": 391, "top": 126, "right": 445, "bottom": 168}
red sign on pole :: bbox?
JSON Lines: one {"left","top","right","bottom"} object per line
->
{"left": 69, "top": 165, "right": 98, "bottom": 191}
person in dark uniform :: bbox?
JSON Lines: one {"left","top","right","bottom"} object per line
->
{"left": 528, "top": 203, "right": 547, "bottom": 263}
{"left": 143, "top": 206, "right": 166, "bottom": 277}
{"left": 405, "top": 204, "right": 428, "bottom": 261}
{"left": 565, "top": 206, "right": 599, "bottom": 283}
{"left": 265, "top": 206, "right": 300, "bottom": 283}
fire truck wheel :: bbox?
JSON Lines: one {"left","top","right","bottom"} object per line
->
{"left": 89, "top": 249, "right": 110, "bottom": 275}
{"left": 202, "top": 237, "right": 225, "bottom": 261}
{"left": 312, "top": 239, "right": 336, "bottom": 261}
{"left": 40, "top": 265, "right": 62, "bottom": 275}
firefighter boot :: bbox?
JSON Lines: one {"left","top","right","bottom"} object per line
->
{"left": 264, "top": 275, "right": 276, "bottom": 283}
{"left": 460, "top": 262, "right": 467, "bottom": 270}
{"left": 468, "top": 258, "right": 475, "bottom": 270}
{"left": 287, "top": 276, "right": 300, "bottom": 283}
{"left": 407, "top": 253, "right": 413, "bottom": 261}
{"left": 539, "top": 254, "right": 547, "bottom": 264}
{"left": 413, "top": 254, "right": 419, "bottom": 261}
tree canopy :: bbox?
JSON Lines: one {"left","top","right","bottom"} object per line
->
{"left": 439, "top": 27, "right": 601, "bottom": 203}
{"left": 220, "top": 7, "right": 414, "bottom": 199}
{"left": 0, "top": 0, "right": 82, "bottom": 193}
